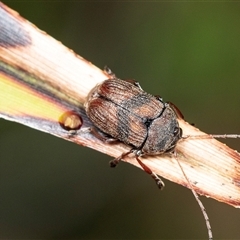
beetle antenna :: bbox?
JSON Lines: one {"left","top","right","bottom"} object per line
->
{"left": 209, "top": 134, "right": 240, "bottom": 139}
{"left": 173, "top": 151, "right": 213, "bottom": 240}
{"left": 183, "top": 134, "right": 240, "bottom": 139}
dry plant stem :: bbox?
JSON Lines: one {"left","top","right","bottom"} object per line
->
{"left": 0, "top": 3, "right": 240, "bottom": 207}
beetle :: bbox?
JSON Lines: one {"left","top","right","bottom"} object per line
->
{"left": 84, "top": 68, "right": 182, "bottom": 189}
{"left": 84, "top": 68, "right": 216, "bottom": 240}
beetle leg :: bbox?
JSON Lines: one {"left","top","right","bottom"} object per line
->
{"left": 135, "top": 155, "right": 165, "bottom": 190}
{"left": 110, "top": 149, "right": 165, "bottom": 189}
{"left": 89, "top": 127, "right": 118, "bottom": 143}
{"left": 167, "top": 101, "right": 184, "bottom": 120}
{"left": 167, "top": 102, "right": 195, "bottom": 125}
{"left": 109, "top": 150, "right": 133, "bottom": 168}
{"left": 103, "top": 66, "right": 116, "bottom": 79}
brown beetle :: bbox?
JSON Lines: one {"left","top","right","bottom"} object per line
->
{"left": 84, "top": 69, "right": 182, "bottom": 189}
{"left": 84, "top": 69, "right": 215, "bottom": 240}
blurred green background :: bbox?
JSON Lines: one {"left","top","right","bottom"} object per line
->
{"left": 1, "top": 1, "right": 240, "bottom": 239}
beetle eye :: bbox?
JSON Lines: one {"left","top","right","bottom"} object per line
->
{"left": 173, "top": 127, "right": 180, "bottom": 136}
{"left": 174, "top": 127, "right": 183, "bottom": 138}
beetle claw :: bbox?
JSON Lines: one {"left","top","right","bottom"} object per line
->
{"left": 103, "top": 66, "right": 116, "bottom": 78}
{"left": 109, "top": 158, "right": 120, "bottom": 168}
{"left": 151, "top": 172, "right": 165, "bottom": 190}
{"left": 109, "top": 150, "right": 133, "bottom": 168}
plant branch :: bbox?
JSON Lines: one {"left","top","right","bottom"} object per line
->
{"left": 0, "top": 2, "right": 240, "bottom": 207}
